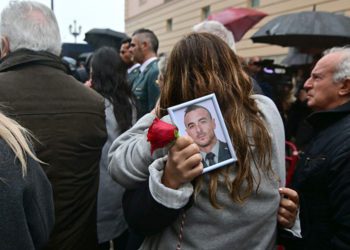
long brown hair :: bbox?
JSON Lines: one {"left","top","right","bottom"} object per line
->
{"left": 159, "top": 32, "right": 272, "bottom": 207}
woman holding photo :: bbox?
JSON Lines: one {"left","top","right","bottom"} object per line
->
{"left": 109, "top": 32, "right": 298, "bottom": 249}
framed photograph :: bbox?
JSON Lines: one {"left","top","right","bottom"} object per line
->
{"left": 167, "top": 94, "right": 237, "bottom": 173}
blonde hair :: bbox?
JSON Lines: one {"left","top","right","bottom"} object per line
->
{"left": 0, "top": 112, "right": 41, "bottom": 176}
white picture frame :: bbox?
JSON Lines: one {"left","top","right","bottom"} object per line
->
{"left": 167, "top": 94, "right": 237, "bottom": 173}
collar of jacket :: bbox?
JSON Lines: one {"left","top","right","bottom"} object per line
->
{"left": 141, "top": 58, "right": 158, "bottom": 74}
{"left": 306, "top": 100, "right": 350, "bottom": 131}
{"left": 0, "top": 48, "right": 67, "bottom": 73}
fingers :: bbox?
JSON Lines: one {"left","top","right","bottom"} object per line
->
{"left": 162, "top": 155, "right": 202, "bottom": 189}
{"left": 186, "top": 161, "right": 203, "bottom": 178}
{"left": 171, "top": 140, "right": 200, "bottom": 161}
{"left": 279, "top": 187, "right": 299, "bottom": 205}
{"left": 278, "top": 187, "right": 299, "bottom": 229}
{"left": 278, "top": 205, "right": 297, "bottom": 229}
{"left": 84, "top": 79, "right": 92, "bottom": 88}
{"left": 280, "top": 196, "right": 298, "bottom": 213}
{"left": 169, "top": 151, "right": 202, "bottom": 176}
{"left": 173, "top": 155, "right": 203, "bottom": 181}
{"left": 277, "top": 214, "right": 292, "bottom": 228}
{"left": 171, "top": 135, "right": 195, "bottom": 151}
{"left": 162, "top": 136, "right": 202, "bottom": 189}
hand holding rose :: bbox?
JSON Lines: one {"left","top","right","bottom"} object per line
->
{"left": 161, "top": 136, "right": 203, "bottom": 189}
{"left": 147, "top": 118, "right": 203, "bottom": 189}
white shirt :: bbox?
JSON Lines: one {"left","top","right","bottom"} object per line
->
{"left": 139, "top": 57, "right": 157, "bottom": 73}
{"left": 127, "top": 63, "right": 140, "bottom": 74}
{"left": 200, "top": 140, "right": 220, "bottom": 165}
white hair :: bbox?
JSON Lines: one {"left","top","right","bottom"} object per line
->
{"left": 323, "top": 46, "right": 350, "bottom": 83}
{"left": 158, "top": 53, "right": 168, "bottom": 77}
{"left": 0, "top": 0, "right": 61, "bottom": 55}
{"left": 192, "top": 20, "right": 236, "bottom": 52}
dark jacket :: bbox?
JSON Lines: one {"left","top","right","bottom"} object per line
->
{"left": 132, "top": 59, "right": 160, "bottom": 118}
{"left": 202, "top": 140, "right": 231, "bottom": 168}
{"left": 0, "top": 49, "right": 107, "bottom": 250}
{"left": 127, "top": 65, "right": 140, "bottom": 87}
{"left": 290, "top": 101, "right": 350, "bottom": 250}
{"left": 123, "top": 180, "right": 184, "bottom": 237}
{"left": 286, "top": 99, "right": 313, "bottom": 149}
{"left": 0, "top": 139, "right": 54, "bottom": 250}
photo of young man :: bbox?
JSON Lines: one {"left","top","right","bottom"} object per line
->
{"left": 184, "top": 104, "right": 231, "bottom": 168}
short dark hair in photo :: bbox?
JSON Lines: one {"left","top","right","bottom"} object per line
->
{"left": 184, "top": 104, "right": 212, "bottom": 119}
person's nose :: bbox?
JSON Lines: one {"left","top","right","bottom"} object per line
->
{"left": 304, "top": 77, "right": 312, "bottom": 90}
{"left": 196, "top": 124, "right": 203, "bottom": 133}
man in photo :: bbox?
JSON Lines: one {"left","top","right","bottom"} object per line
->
{"left": 184, "top": 104, "right": 231, "bottom": 168}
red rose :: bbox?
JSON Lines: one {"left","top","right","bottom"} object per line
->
{"left": 147, "top": 117, "right": 179, "bottom": 154}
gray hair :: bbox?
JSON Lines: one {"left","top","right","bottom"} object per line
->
{"left": 0, "top": 1, "right": 61, "bottom": 55}
{"left": 192, "top": 20, "right": 236, "bottom": 52}
{"left": 158, "top": 53, "right": 168, "bottom": 77}
{"left": 132, "top": 28, "right": 159, "bottom": 54}
{"left": 323, "top": 46, "right": 350, "bottom": 83}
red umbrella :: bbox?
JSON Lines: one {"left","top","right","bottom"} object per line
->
{"left": 208, "top": 7, "right": 267, "bottom": 42}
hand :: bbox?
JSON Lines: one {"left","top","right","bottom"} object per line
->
{"left": 84, "top": 79, "right": 92, "bottom": 88}
{"left": 162, "top": 136, "right": 203, "bottom": 189}
{"left": 278, "top": 187, "right": 299, "bottom": 229}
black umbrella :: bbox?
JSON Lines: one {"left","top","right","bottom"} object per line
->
{"left": 251, "top": 11, "right": 350, "bottom": 49}
{"left": 84, "top": 28, "right": 128, "bottom": 51}
{"left": 281, "top": 48, "right": 313, "bottom": 66}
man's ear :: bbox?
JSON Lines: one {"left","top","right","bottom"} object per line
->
{"left": 212, "top": 118, "right": 216, "bottom": 129}
{"left": 339, "top": 78, "right": 350, "bottom": 96}
{"left": 141, "top": 41, "right": 148, "bottom": 51}
{"left": 1, "top": 37, "right": 10, "bottom": 58}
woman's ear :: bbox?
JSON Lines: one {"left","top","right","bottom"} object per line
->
{"left": 0, "top": 37, "right": 10, "bottom": 58}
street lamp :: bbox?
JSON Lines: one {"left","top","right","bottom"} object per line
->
{"left": 69, "top": 20, "right": 82, "bottom": 43}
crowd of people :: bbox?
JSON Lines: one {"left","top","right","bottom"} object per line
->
{"left": 0, "top": 1, "right": 349, "bottom": 250}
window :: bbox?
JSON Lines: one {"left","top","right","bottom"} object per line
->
{"left": 201, "top": 6, "right": 210, "bottom": 20}
{"left": 250, "top": 0, "right": 260, "bottom": 7}
{"left": 166, "top": 18, "right": 173, "bottom": 31}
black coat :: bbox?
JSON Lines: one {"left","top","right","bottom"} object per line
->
{"left": 290, "top": 101, "right": 350, "bottom": 250}
{"left": 0, "top": 49, "right": 107, "bottom": 250}
{"left": 0, "top": 139, "right": 54, "bottom": 250}
{"left": 123, "top": 181, "right": 186, "bottom": 236}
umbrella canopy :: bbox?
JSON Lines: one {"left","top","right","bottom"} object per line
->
{"left": 281, "top": 48, "right": 313, "bottom": 66}
{"left": 84, "top": 28, "right": 128, "bottom": 51}
{"left": 251, "top": 11, "right": 350, "bottom": 49}
{"left": 208, "top": 7, "right": 267, "bottom": 42}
